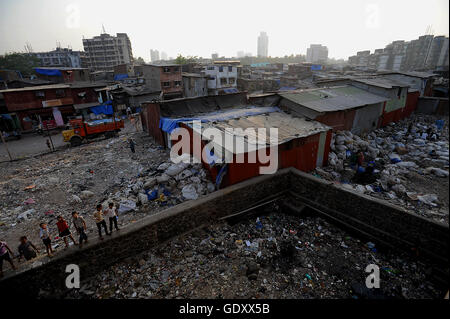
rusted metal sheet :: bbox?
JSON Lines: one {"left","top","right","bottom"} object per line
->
{"left": 315, "top": 109, "right": 356, "bottom": 131}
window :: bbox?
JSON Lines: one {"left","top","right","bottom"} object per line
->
{"left": 173, "top": 67, "right": 179, "bottom": 72}
{"left": 162, "top": 81, "right": 171, "bottom": 87}
{"left": 35, "top": 91, "right": 45, "bottom": 98}
{"left": 219, "top": 66, "right": 224, "bottom": 72}
{"left": 228, "top": 66, "right": 233, "bottom": 72}
{"left": 207, "top": 66, "right": 215, "bottom": 70}
{"left": 397, "top": 88, "right": 402, "bottom": 98}
{"left": 228, "top": 77, "right": 235, "bottom": 84}
{"left": 220, "top": 78, "right": 228, "bottom": 85}
{"left": 174, "top": 81, "right": 181, "bottom": 87}
{"left": 163, "top": 67, "right": 171, "bottom": 73}
{"left": 55, "top": 89, "right": 66, "bottom": 97}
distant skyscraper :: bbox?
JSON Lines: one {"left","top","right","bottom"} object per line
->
{"left": 150, "top": 49, "right": 160, "bottom": 62}
{"left": 160, "top": 51, "right": 168, "bottom": 60}
{"left": 257, "top": 32, "right": 268, "bottom": 58}
{"left": 306, "top": 44, "right": 328, "bottom": 63}
{"left": 211, "top": 53, "right": 219, "bottom": 60}
{"left": 237, "top": 51, "right": 245, "bottom": 58}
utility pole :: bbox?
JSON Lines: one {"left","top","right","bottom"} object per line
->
{"left": 45, "top": 123, "right": 55, "bottom": 151}
{"left": 0, "top": 131, "right": 13, "bottom": 161}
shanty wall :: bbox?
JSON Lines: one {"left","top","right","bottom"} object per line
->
{"left": 141, "top": 102, "right": 165, "bottom": 146}
{"left": 351, "top": 102, "right": 384, "bottom": 135}
{"left": 416, "top": 97, "right": 449, "bottom": 116}
{"left": 315, "top": 110, "right": 356, "bottom": 131}
{"left": 380, "top": 91, "right": 420, "bottom": 127}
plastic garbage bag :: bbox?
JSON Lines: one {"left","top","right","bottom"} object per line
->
{"left": 118, "top": 199, "right": 136, "bottom": 213}
{"left": 182, "top": 184, "right": 198, "bottom": 200}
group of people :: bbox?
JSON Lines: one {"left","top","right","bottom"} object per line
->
{"left": 0, "top": 202, "right": 120, "bottom": 278}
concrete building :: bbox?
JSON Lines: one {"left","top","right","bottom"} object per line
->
{"left": 211, "top": 53, "right": 219, "bottom": 60}
{"left": 134, "top": 64, "right": 183, "bottom": 100}
{"left": 33, "top": 67, "right": 90, "bottom": 83}
{"left": 306, "top": 44, "right": 328, "bottom": 64}
{"left": 82, "top": 33, "right": 133, "bottom": 72}
{"left": 150, "top": 49, "right": 160, "bottom": 62}
{"left": 257, "top": 32, "right": 269, "bottom": 58}
{"left": 425, "top": 36, "right": 449, "bottom": 70}
{"left": 201, "top": 62, "right": 238, "bottom": 95}
{"left": 160, "top": 52, "right": 168, "bottom": 60}
{"left": 182, "top": 73, "right": 208, "bottom": 98}
{"left": 33, "top": 47, "right": 83, "bottom": 68}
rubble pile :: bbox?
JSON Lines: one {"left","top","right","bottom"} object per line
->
{"left": 65, "top": 207, "right": 441, "bottom": 299}
{"left": 0, "top": 132, "right": 215, "bottom": 260}
{"left": 316, "top": 114, "right": 449, "bottom": 224}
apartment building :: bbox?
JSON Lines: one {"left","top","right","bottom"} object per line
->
{"left": 82, "top": 33, "right": 133, "bottom": 72}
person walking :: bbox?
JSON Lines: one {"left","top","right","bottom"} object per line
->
{"left": 104, "top": 202, "right": 120, "bottom": 233}
{"left": 56, "top": 215, "right": 78, "bottom": 249}
{"left": 0, "top": 240, "right": 16, "bottom": 277}
{"left": 72, "top": 212, "right": 88, "bottom": 249}
{"left": 93, "top": 204, "right": 110, "bottom": 240}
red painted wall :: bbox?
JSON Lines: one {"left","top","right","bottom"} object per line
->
{"left": 315, "top": 110, "right": 356, "bottom": 131}
{"left": 4, "top": 88, "right": 73, "bottom": 111}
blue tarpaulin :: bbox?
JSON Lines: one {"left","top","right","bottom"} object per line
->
{"left": 1, "top": 114, "right": 13, "bottom": 120}
{"left": 279, "top": 87, "right": 297, "bottom": 91}
{"left": 114, "top": 74, "right": 129, "bottom": 81}
{"left": 90, "top": 101, "right": 113, "bottom": 115}
{"left": 222, "top": 88, "right": 238, "bottom": 93}
{"left": 311, "top": 64, "right": 322, "bottom": 71}
{"left": 159, "top": 106, "right": 280, "bottom": 134}
{"left": 34, "top": 68, "right": 62, "bottom": 76}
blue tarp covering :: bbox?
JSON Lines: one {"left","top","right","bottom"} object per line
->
{"left": 1, "top": 114, "right": 13, "bottom": 120}
{"left": 90, "top": 101, "right": 113, "bottom": 115}
{"left": 114, "top": 74, "right": 129, "bottom": 81}
{"left": 159, "top": 106, "right": 280, "bottom": 134}
{"left": 34, "top": 68, "right": 62, "bottom": 76}
{"left": 86, "top": 118, "right": 121, "bottom": 126}
{"left": 311, "top": 64, "right": 322, "bottom": 71}
{"left": 222, "top": 88, "right": 238, "bottom": 93}
{"left": 279, "top": 87, "right": 297, "bottom": 91}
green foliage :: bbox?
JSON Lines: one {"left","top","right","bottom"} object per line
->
{"left": 0, "top": 52, "right": 40, "bottom": 75}
{"left": 135, "top": 57, "right": 145, "bottom": 65}
{"left": 174, "top": 54, "right": 198, "bottom": 65}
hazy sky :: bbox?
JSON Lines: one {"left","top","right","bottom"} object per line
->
{"left": 0, "top": 0, "right": 448, "bottom": 60}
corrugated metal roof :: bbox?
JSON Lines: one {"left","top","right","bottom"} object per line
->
{"left": 187, "top": 111, "right": 330, "bottom": 159}
{"left": 0, "top": 84, "right": 69, "bottom": 93}
{"left": 353, "top": 77, "right": 410, "bottom": 89}
{"left": 279, "top": 85, "right": 388, "bottom": 113}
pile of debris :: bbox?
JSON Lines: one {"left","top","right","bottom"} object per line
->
{"left": 315, "top": 114, "right": 449, "bottom": 224}
{"left": 0, "top": 132, "right": 215, "bottom": 259}
{"left": 65, "top": 206, "right": 442, "bottom": 299}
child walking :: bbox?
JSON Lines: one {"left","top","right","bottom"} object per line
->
{"left": 0, "top": 240, "right": 16, "bottom": 278}
{"left": 104, "top": 202, "right": 120, "bottom": 233}
{"left": 39, "top": 223, "right": 54, "bottom": 257}
{"left": 72, "top": 212, "right": 88, "bottom": 249}
{"left": 56, "top": 215, "right": 78, "bottom": 249}
{"left": 93, "top": 204, "right": 110, "bottom": 240}
{"left": 18, "top": 236, "right": 39, "bottom": 262}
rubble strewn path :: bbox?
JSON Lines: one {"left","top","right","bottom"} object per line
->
{"left": 0, "top": 128, "right": 216, "bottom": 274}
{"left": 65, "top": 206, "right": 442, "bottom": 299}
{"left": 316, "top": 114, "right": 449, "bottom": 225}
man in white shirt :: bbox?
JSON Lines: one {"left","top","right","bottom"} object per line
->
{"left": 104, "top": 202, "right": 120, "bottom": 233}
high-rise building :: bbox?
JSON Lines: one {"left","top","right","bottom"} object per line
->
{"left": 257, "top": 32, "right": 268, "bottom": 58}
{"left": 425, "top": 36, "right": 449, "bottom": 70}
{"left": 150, "top": 49, "right": 160, "bottom": 62}
{"left": 33, "top": 47, "right": 83, "bottom": 68}
{"left": 161, "top": 51, "right": 168, "bottom": 60}
{"left": 82, "top": 32, "right": 133, "bottom": 72}
{"left": 211, "top": 53, "right": 219, "bottom": 60}
{"left": 306, "top": 44, "right": 328, "bottom": 63}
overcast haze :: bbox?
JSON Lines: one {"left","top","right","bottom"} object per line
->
{"left": 0, "top": 0, "right": 448, "bottom": 60}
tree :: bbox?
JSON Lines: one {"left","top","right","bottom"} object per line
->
{"left": 135, "top": 57, "right": 145, "bottom": 65}
{"left": 0, "top": 52, "right": 40, "bottom": 75}
{"left": 174, "top": 54, "right": 198, "bottom": 65}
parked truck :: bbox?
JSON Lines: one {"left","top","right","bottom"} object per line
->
{"left": 62, "top": 118, "right": 124, "bottom": 147}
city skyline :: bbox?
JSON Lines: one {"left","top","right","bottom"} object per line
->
{"left": 0, "top": 0, "right": 449, "bottom": 60}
